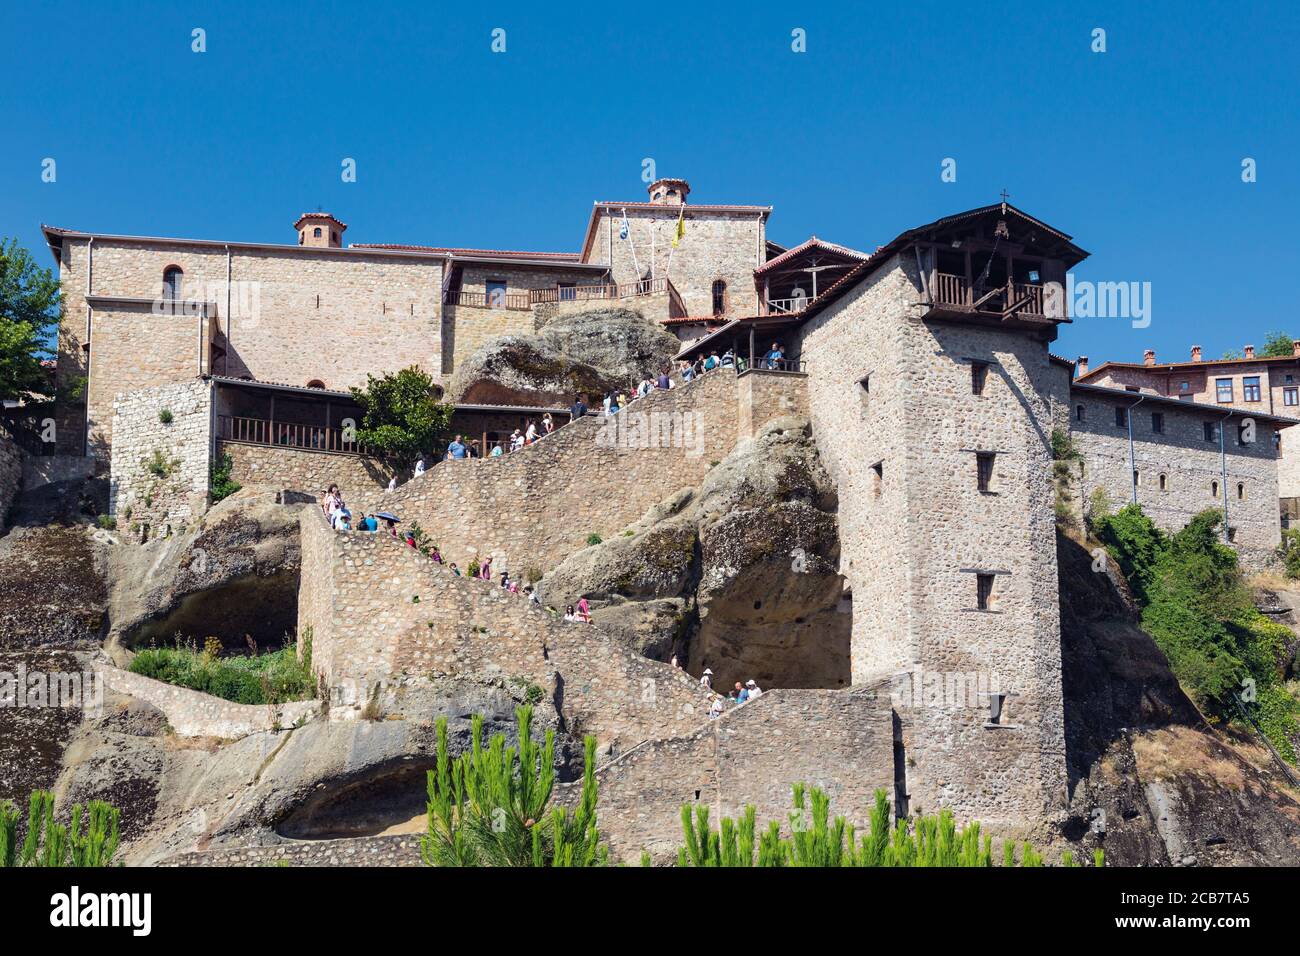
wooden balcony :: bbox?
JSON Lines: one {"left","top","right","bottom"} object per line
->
{"left": 218, "top": 415, "right": 368, "bottom": 456}
{"left": 445, "top": 277, "right": 676, "bottom": 312}
{"left": 930, "top": 273, "right": 1051, "bottom": 322}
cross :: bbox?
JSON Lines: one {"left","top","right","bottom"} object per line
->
{"left": 999, "top": 188, "right": 1011, "bottom": 203}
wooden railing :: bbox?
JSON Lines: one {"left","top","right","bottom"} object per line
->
{"left": 443, "top": 290, "right": 533, "bottom": 311}
{"left": 218, "top": 415, "right": 367, "bottom": 455}
{"left": 931, "top": 273, "right": 1045, "bottom": 317}
{"left": 766, "top": 296, "right": 809, "bottom": 314}
{"left": 446, "top": 277, "right": 672, "bottom": 310}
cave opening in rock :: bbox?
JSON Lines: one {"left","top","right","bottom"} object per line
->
{"left": 276, "top": 760, "right": 435, "bottom": 840}
{"left": 123, "top": 569, "right": 299, "bottom": 654}
{"left": 685, "top": 579, "right": 852, "bottom": 692}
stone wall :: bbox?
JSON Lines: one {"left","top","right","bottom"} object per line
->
{"left": 736, "top": 369, "right": 808, "bottom": 438}
{"left": 221, "top": 441, "right": 397, "bottom": 513}
{"left": 297, "top": 509, "right": 717, "bottom": 751}
{"left": 109, "top": 379, "right": 213, "bottom": 535}
{"left": 795, "top": 254, "right": 1069, "bottom": 827}
{"left": 54, "top": 236, "right": 444, "bottom": 455}
{"left": 98, "top": 664, "right": 320, "bottom": 738}
{"left": 0, "top": 431, "right": 22, "bottom": 532}
{"left": 563, "top": 682, "right": 894, "bottom": 861}
{"left": 584, "top": 207, "right": 764, "bottom": 317}
{"left": 21, "top": 454, "right": 97, "bottom": 492}
{"left": 163, "top": 833, "right": 420, "bottom": 867}
{"left": 1070, "top": 389, "right": 1282, "bottom": 553}
{"left": 380, "top": 369, "right": 742, "bottom": 575}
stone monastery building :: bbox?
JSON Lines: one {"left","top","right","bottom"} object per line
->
{"left": 33, "top": 179, "right": 1297, "bottom": 834}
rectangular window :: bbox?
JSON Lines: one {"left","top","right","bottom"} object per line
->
{"left": 1203, "top": 422, "right": 1217, "bottom": 442}
{"left": 970, "top": 361, "right": 989, "bottom": 396}
{"left": 1151, "top": 412, "right": 1164, "bottom": 434}
{"left": 1285, "top": 387, "right": 1298, "bottom": 407}
{"left": 1115, "top": 406, "right": 1128, "bottom": 428}
{"left": 1179, "top": 380, "right": 1190, "bottom": 393}
{"left": 1075, "top": 404, "right": 1085, "bottom": 422}
{"left": 558, "top": 282, "right": 576, "bottom": 301}
{"left": 1216, "top": 378, "right": 1234, "bottom": 403}
{"left": 976, "top": 452, "right": 995, "bottom": 492}
{"left": 486, "top": 280, "right": 507, "bottom": 308}
{"left": 976, "top": 574, "right": 995, "bottom": 611}
{"left": 1244, "top": 376, "right": 1261, "bottom": 402}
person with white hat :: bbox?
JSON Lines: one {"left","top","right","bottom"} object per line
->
{"left": 708, "top": 696, "right": 724, "bottom": 719}
{"left": 700, "top": 668, "right": 714, "bottom": 689}
{"left": 746, "top": 679, "right": 763, "bottom": 699}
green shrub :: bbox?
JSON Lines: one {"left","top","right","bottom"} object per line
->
{"left": 586, "top": 533, "right": 602, "bottom": 546}
{"left": 1, "top": 790, "right": 120, "bottom": 867}
{"left": 209, "top": 451, "right": 241, "bottom": 503}
{"left": 158, "top": 408, "right": 174, "bottom": 424}
{"left": 129, "top": 641, "right": 312, "bottom": 705}
{"left": 96, "top": 514, "right": 116, "bottom": 530}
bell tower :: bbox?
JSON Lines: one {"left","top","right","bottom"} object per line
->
{"left": 647, "top": 178, "right": 690, "bottom": 205}
{"left": 294, "top": 212, "right": 347, "bottom": 248}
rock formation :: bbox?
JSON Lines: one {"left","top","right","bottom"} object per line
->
{"left": 449, "top": 307, "right": 680, "bottom": 406}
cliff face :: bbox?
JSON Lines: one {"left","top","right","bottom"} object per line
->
{"left": 1056, "top": 532, "right": 1300, "bottom": 865}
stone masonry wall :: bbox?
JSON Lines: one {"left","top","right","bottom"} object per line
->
{"left": 54, "top": 236, "right": 444, "bottom": 455}
{"left": 585, "top": 207, "right": 764, "bottom": 317}
{"left": 795, "top": 253, "right": 1068, "bottom": 827}
{"left": 297, "top": 509, "right": 716, "bottom": 750}
{"left": 221, "top": 441, "right": 398, "bottom": 512}
{"left": 98, "top": 664, "right": 320, "bottom": 739}
{"left": 110, "top": 378, "right": 213, "bottom": 535}
{"left": 379, "top": 369, "right": 742, "bottom": 575}
{"left": 1070, "top": 390, "right": 1282, "bottom": 553}
{"left": 563, "top": 682, "right": 894, "bottom": 861}
{"left": 0, "top": 431, "right": 22, "bottom": 532}
{"left": 736, "top": 369, "right": 809, "bottom": 438}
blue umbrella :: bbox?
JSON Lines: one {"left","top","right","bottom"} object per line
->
{"left": 374, "top": 511, "right": 400, "bottom": 522}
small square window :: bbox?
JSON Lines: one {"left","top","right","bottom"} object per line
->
{"left": 1203, "top": 422, "right": 1217, "bottom": 442}
{"left": 976, "top": 573, "right": 995, "bottom": 611}
{"left": 1216, "top": 378, "right": 1234, "bottom": 403}
{"left": 1151, "top": 412, "right": 1164, "bottom": 434}
{"left": 1284, "top": 387, "right": 1298, "bottom": 407}
{"left": 1243, "top": 376, "right": 1261, "bottom": 402}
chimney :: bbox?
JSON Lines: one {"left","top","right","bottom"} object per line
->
{"left": 1244, "top": 344, "right": 1256, "bottom": 360}
{"left": 1143, "top": 349, "right": 1156, "bottom": 366}
{"left": 1076, "top": 355, "right": 1088, "bottom": 376}
{"left": 294, "top": 212, "right": 347, "bottom": 249}
{"left": 1191, "top": 345, "right": 1202, "bottom": 362}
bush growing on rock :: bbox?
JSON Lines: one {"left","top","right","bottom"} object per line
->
{"left": 129, "top": 639, "right": 313, "bottom": 705}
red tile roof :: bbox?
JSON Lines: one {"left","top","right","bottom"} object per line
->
{"left": 755, "top": 236, "right": 868, "bottom": 275}
{"left": 350, "top": 244, "right": 583, "bottom": 261}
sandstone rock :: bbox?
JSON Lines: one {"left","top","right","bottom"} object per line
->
{"left": 540, "top": 416, "right": 851, "bottom": 691}
{"left": 450, "top": 307, "right": 680, "bottom": 406}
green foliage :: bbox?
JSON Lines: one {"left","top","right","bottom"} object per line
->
{"left": 1097, "top": 505, "right": 1300, "bottom": 760}
{"left": 96, "top": 514, "right": 116, "bottom": 530}
{"left": 421, "top": 706, "right": 608, "bottom": 867}
{"left": 129, "top": 639, "right": 313, "bottom": 705}
{"left": 349, "top": 365, "right": 453, "bottom": 462}
{"left": 0, "top": 790, "right": 120, "bottom": 867}
{"left": 1259, "top": 331, "right": 1295, "bottom": 358}
{"left": 1279, "top": 528, "right": 1300, "bottom": 579}
{"left": 586, "top": 532, "right": 603, "bottom": 546}
{"left": 144, "top": 448, "right": 179, "bottom": 478}
{"left": 158, "top": 408, "right": 174, "bottom": 424}
{"left": 674, "top": 786, "right": 1090, "bottom": 867}
{"left": 0, "top": 238, "right": 61, "bottom": 402}
{"left": 406, "top": 521, "right": 435, "bottom": 557}
{"left": 209, "top": 450, "right": 241, "bottom": 503}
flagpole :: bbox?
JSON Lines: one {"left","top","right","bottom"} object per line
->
{"left": 622, "top": 207, "right": 641, "bottom": 283}
{"left": 665, "top": 205, "right": 683, "bottom": 280}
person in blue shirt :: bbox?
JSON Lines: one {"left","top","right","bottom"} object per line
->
{"left": 447, "top": 435, "right": 467, "bottom": 460}
{"left": 765, "top": 342, "right": 783, "bottom": 369}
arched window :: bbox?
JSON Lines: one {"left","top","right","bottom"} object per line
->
{"left": 162, "top": 266, "right": 183, "bottom": 300}
{"left": 711, "top": 279, "right": 727, "bottom": 316}
{"left": 1237, "top": 482, "right": 1246, "bottom": 500}
{"left": 1211, "top": 480, "right": 1219, "bottom": 498}
{"left": 306, "top": 379, "right": 326, "bottom": 389}
{"left": 1158, "top": 473, "right": 1168, "bottom": 491}
{"left": 313, "top": 227, "right": 323, "bottom": 238}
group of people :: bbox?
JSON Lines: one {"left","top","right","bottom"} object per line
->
{"left": 322, "top": 484, "right": 400, "bottom": 535}
{"left": 703, "top": 674, "right": 764, "bottom": 718}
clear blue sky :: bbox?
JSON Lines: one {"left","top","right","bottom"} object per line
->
{"left": 2, "top": 0, "right": 1297, "bottom": 365}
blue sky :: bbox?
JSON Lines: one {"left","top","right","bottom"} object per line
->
{"left": 2, "top": 0, "right": 1298, "bottom": 365}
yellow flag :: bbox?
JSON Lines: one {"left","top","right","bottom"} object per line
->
{"left": 671, "top": 207, "right": 685, "bottom": 248}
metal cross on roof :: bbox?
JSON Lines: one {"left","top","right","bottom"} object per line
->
{"left": 999, "top": 189, "right": 1011, "bottom": 202}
